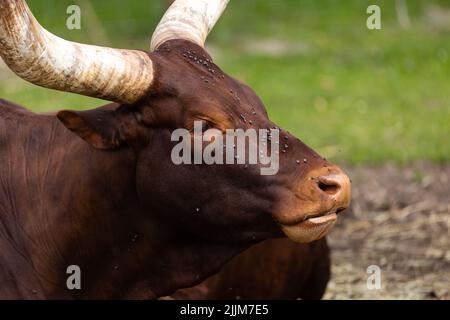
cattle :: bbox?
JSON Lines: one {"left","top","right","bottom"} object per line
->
{"left": 0, "top": 0, "right": 351, "bottom": 299}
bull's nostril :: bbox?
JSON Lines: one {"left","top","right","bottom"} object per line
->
{"left": 318, "top": 181, "right": 340, "bottom": 195}
{"left": 312, "top": 169, "right": 351, "bottom": 209}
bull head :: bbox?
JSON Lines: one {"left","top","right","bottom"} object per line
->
{"left": 0, "top": 0, "right": 350, "bottom": 245}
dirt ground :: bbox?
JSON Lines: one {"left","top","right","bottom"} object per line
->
{"left": 324, "top": 163, "right": 450, "bottom": 300}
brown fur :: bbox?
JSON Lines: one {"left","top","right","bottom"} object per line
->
{"left": 171, "top": 238, "right": 330, "bottom": 300}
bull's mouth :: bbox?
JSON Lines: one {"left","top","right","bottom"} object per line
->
{"left": 279, "top": 208, "right": 346, "bottom": 243}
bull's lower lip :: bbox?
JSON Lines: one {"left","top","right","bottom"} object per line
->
{"left": 280, "top": 212, "right": 337, "bottom": 243}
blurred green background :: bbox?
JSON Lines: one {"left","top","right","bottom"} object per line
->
{"left": 0, "top": 0, "right": 449, "bottom": 164}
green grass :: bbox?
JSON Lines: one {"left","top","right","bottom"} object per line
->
{"left": 1, "top": 0, "right": 449, "bottom": 164}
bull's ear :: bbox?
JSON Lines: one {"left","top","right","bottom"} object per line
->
{"left": 57, "top": 107, "right": 136, "bottom": 150}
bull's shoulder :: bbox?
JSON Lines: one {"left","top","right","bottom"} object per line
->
{"left": 0, "top": 99, "right": 33, "bottom": 116}
{"left": 0, "top": 99, "right": 41, "bottom": 144}
{"left": 0, "top": 99, "right": 58, "bottom": 136}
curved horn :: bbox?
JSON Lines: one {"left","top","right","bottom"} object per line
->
{"left": 0, "top": 0, "right": 154, "bottom": 104}
{"left": 151, "top": 0, "right": 229, "bottom": 51}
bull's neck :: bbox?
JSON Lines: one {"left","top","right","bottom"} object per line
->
{"left": 0, "top": 114, "right": 246, "bottom": 299}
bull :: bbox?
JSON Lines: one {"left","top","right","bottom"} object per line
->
{"left": 0, "top": 0, "right": 350, "bottom": 299}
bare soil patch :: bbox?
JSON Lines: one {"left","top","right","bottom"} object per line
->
{"left": 324, "top": 163, "right": 450, "bottom": 299}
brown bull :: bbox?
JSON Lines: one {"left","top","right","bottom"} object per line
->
{"left": 0, "top": 0, "right": 350, "bottom": 299}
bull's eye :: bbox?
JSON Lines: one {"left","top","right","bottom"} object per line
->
{"left": 186, "top": 119, "right": 215, "bottom": 133}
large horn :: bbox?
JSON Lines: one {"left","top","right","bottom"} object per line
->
{"left": 151, "top": 0, "right": 229, "bottom": 51}
{"left": 0, "top": 0, "right": 154, "bottom": 104}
